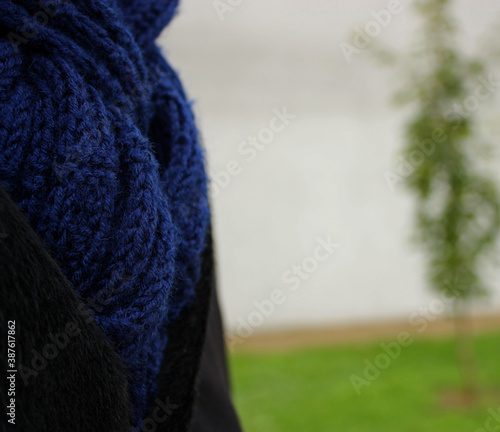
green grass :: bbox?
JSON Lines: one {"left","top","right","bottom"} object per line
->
{"left": 229, "top": 331, "right": 500, "bottom": 432}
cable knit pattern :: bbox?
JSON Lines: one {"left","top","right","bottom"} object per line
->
{"left": 0, "top": 0, "right": 210, "bottom": 426}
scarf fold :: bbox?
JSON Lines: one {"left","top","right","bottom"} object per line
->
{"left": 0, "top": 0, "right": 210, "bottom": 426}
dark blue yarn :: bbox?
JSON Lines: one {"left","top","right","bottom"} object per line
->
{"left": 0, "top": 0, "right": 210, "bottom": 426}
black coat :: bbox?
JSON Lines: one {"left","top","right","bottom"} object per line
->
{"left": 0, "top": 184, "right": 242, "bottom": 432}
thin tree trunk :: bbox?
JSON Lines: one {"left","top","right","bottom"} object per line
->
{"left": 452, "top": 299, "right": 479, "bottom": 404}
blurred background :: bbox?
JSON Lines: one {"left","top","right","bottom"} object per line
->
{"left": 160, "top": 1, "right": 500, "bottom": 430}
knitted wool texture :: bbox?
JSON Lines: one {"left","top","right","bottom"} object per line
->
{"left": 0, "top": 0, "right": 210, "bottom": 426}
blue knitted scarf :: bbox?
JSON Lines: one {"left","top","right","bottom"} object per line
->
{"left": 0, "top": 0, "right": 209, "bottom": 426}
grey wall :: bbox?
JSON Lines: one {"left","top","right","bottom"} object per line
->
{"left": 159, "top": 0, "right": 500, "bottom": 332}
